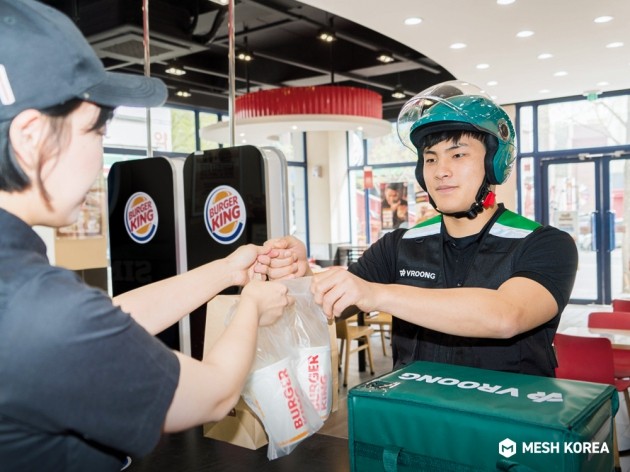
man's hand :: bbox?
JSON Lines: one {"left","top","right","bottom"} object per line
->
{"left": 311, "top": 267, "right": 375, "bottom": 318}
{"left": 255, "top": 236, "right": 311, "bottom": 280}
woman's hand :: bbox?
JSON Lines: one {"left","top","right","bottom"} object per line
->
{"left": 241, "top": 280, "right": 293, "bottom": 326}
{"left": 255, "top": 236, "right": 310, "bottom": 280}
{"left": 225, "top": 244, "right": 270, "bottom": 287}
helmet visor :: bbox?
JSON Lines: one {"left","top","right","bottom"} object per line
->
{"left": 396, "top": 80, "right": 493, "bottom": 152}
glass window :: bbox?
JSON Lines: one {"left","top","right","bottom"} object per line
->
{"left": 518, "top": 106, "right": 534, "bottom": 153}
{"left": 519, "top": 157, "right": 535, "bottom": 220}
{"left": 287, "top": 132, "right": 305, "bottom": 163}
{"left": 367, "top": 123, "right": 416, "bottom": 165}
{"left": 349, "top": 169, "right": 372, "bottom": 246}
{"left": 287, "top": 165, "right": 307, "bottom": 245}
{"left": 537, "top": 95, "right": 630, "bottom": 152}
{"left": 169, "top": 108, "right": 196, "bottom": 154}
{"left": 103, "top": 152, "right": 148, "bottom": 177}
{"left": 199, "top": 112, "right": 220, "bottom": 151}
{"left": 104, "top": 106, "right": 200, "bottom": 154}
{"left": 350, "top": 165, "right": 418, "bottom": 244}
{"left": 348, "top": 130, "right": 365, "bottom": 166}
{"left": 262, "top": 132, "right": 303, "bottom": 163}
{"left": 104, "top": 107, "right": 175, "bottom": 153}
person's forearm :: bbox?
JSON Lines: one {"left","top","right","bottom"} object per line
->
{"left": 204, "top": 297, "right": 259, "bottom": 396}
{"left": 163, "top": 297, "right": 261, "bottom": 432}
{"left": 113, "top": 259, "right": 233, "bottom": 334}
{"left": 372, "top": 279, "right": 556, "bottom": 339}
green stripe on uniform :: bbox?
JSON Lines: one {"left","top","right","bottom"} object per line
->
{"left": 490, "top": 210, "right": 541, "bottom": 239}
{"left": 403, "top": 215, "right": 442, "bottom": 239}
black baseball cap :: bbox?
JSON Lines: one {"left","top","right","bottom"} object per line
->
{"left": 0, "top": 0, "right": 167, "bottom": 122}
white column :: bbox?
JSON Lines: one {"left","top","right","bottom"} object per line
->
{"left": 306, "top": 130, "right": 351, "bottom": 260}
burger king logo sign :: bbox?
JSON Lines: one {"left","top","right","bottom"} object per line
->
{"left": 204, "top": 185, "right": 246, "bottom": 244}
{"left": 124, "top": 192, "right": 158, "bottom": 244}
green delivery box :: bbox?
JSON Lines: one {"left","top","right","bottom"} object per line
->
{"left": 348, "top": 361, "right": 618, "bottom": 472}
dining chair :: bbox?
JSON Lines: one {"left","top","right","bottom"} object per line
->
{"left": 336, "top": 315, "right": 375, "bottom": 387}
{"left": 364, "top": 311, "right": 393, "bottom": 356}
{"left": 588, "top": 311, "right": 630, "bottom": 378}
{"left": 554, "top": 333, "right": 630, "bottom": 471}
{"left": 612, "top": 299, "right": 630, "bottom": 313}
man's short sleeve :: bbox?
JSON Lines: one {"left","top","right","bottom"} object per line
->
{"left": 512, "top": 226, "right": 578, "bottom": 312}
{"left": 348, "top": 229, "right": 406, "bottom": 283}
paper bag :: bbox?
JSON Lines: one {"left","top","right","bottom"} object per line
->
{"left": 202, "top": 398, "right": 267, "bottom": 450}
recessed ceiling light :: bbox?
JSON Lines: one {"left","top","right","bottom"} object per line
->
{"left": 357, "top": 126, "right": 364, "bottom": 131}
{"left": 392, "top": 85, "right": 406, "bottom": 99}
{"left": 318, "top": 30, "right": 337, "bottom": 42}
{"left": 175, "top": 90, "right": 191, "bottom": 98}
{"left": 538, "top": 53, "right": 553, "bottom": 60}
{"left": 490, "top": 95, "right": 498, "bottom": 100}
{"left": 486, "top": 80, "right": 498, "bottom": 86}
{"left": 165, "top": 65, "right": 186, "bottom": 76}
{"left": 554, "top": 71, "right": 568, "bottom": 77}
{"left": 291, "top": 125, "right": 298, "bottom": 130}
{"left": 450, "top": 42, "right": 467, "bottom": 49}
{"left": 237, "top": 50, "right": 253, "bottom": 62}
{"left": 606, "top": 42, "right": 624, "bottom": 48}
{"left": 597, "top": 81, "right": 609, "bottom": 86}
{"left": 476, "top": 63, "right": 490, "bottom": 69}
{"left": 539, "top": 89, "right": 550, "bottom": 94}
{"left": 497, "top": 0, "right": 515, "bottom": 4}
{"left": 376, "top": 51, "right": 395, "bottom": 63}
{"left": 594, "top": 16, "right": 613, "bottom": 23}
{"left": 516, "top": 30, "right": 534, "bottom": 38}
{"left": 404, "top": 17, "right": 423, "bottom": 26}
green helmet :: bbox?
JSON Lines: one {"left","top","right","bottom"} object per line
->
{"left": 397, "top": 81, "right": 515, "bottom": 189}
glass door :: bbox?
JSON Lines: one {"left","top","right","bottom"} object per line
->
{"left": 609, "top": 158, "right": 630, "bottom": 302}
{"left": 541, "top": 154, "right": 630, "bottom": 304}
{"left": 542, "top": 158, "right": 599, "bottom": 303}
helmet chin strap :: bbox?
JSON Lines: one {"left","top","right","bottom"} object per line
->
{"left": 436, "top": 181, "right": 496, "bottom": 220}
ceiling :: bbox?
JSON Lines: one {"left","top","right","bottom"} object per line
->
{"left": 43, "top": 0, "right": 630, "bottom": 121}
{"left": 302, "top": 0, "right": 630, "bottom": 106}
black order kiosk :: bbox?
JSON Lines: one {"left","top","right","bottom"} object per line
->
{"left": 108, "top": 145, "right": 289, "bottom": 358}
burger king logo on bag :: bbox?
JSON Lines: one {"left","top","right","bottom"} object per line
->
{"left": 124, "top": 192, "right": 158, "bottom": 244}
{"left": 204, "top": 185, "right": 246, "bottom": 244}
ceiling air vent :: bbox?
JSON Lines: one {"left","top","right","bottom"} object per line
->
{"left": 88, "top": 25, "right": 206, "bottom": 65}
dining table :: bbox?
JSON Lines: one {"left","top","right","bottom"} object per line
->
{"left": 559, "top": 326, "right": 630, "bottom": 349}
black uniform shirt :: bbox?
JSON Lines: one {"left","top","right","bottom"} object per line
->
{"left": 0, "top": 208, "right": 180, "bottom": 472}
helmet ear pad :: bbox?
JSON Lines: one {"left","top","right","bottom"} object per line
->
{"left": 411, "top": 123, "right": 501, "bottom": 191}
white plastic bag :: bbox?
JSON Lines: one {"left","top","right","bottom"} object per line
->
{"left": 240, "top": 282, "right": 327, "bottom": 460}
{"left": 281, "top": 277, "right": 333, "bottom": 421}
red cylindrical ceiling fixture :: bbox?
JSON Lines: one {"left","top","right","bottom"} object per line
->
{"left": 235, "top": 85, "right": 383, "bottom": 120}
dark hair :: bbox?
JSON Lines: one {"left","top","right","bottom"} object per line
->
{"left": 0, "top": 99, "right": 114, "bottom": 199}
{"left": 419, "top": 129, "right": 488, "bottom": 153}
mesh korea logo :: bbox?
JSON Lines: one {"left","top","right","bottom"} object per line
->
{"left": 499, "top": 437, "right": 610, "bottom": 457}
{"left": 498, "top": 438, "right": 517, "bottom": 458}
